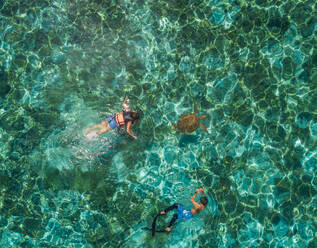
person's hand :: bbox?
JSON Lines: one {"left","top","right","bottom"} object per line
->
{"left": 160, "top": 211, "right": 165, "bottom": 215}
{"left": 133, "top": 136, "right": 137, "bottom": 139}
{"left": 196, "top": 187, "right": 205, "bottom": 193}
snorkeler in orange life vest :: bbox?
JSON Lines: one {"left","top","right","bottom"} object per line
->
{"left": 85, "top": 96, "right": 139, "bottom": 139}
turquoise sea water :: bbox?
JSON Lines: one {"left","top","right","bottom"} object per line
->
{"left": 0, "top": 0, "right": 316, "bottom": 247}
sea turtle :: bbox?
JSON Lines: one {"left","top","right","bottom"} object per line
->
{"left": 172, "top": 105, "right": 208, "bottom": 135}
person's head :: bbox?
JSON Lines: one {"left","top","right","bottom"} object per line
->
{"left": 200, "top": 196, "right": 208, "bottom": 207}
{"left": 131, "top": 111, "right": 140, "bottom": 123}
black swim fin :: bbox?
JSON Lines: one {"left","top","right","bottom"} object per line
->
{"left": 142, "top": 227, "right": 167, "bottom": 235}
{"left": 152, "top": 214, "right": 160, "bottom": 236}
{"left": 142, "top": 213, "right": 170, "bottom": 237}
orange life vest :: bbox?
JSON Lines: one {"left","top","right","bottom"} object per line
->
{"left": 115, "top": 112, "right": 125, "bottom": 126}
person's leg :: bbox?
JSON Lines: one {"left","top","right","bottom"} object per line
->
{"left": 165, "top": 213, "right": 178, "bottom": 232}
{"left": 88, "top": 121, "right": 106, "bottom": 131}
{"left": 96, "top": 122, "right": 111, "bottom": 134}
{"left": 152, "top": 204, "right": 178, "bottom": 236}
{"left": 85, "top": 121, "right": 110, "bottom": 138}
{"left": 163, "top": 203, "right": 178, "bottom": 213}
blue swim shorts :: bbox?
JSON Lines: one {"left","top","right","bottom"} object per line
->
{"left": 177, "top": 205, "right": 193, "bottom": 220}
{"left": 106, "top": 114, "right": 118, "bottom": 129}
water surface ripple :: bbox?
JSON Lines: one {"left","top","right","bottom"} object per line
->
{"left": 0, "top": 0, "right": 316, "bottom": 247}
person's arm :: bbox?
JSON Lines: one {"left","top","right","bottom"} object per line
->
{"left": 190, "top": 192, "right": 201, "bottom": 208}
{"left": 190, "top": 187, "right": 205, "bottom": 208}
{"left": 126, "top": 121, "right": 137, "bottom": 139}
{"left": 122, "top": 95, "right": 131, "bottom": 112}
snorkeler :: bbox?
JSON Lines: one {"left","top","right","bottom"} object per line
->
{"left": 151, "top": 187, "right": 208, "bottom": 236}
{"left": 85, "top": 95, "right": 139, "bottom": 139}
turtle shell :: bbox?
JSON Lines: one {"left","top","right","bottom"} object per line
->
{"left": 176, "top": 113, "right": 199, "bottom": 133}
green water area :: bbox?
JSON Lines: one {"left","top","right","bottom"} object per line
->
{"left": 0, "top": 0, "right": 316, "bottom": 247}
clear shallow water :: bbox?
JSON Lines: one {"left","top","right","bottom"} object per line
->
{"left": 0, "top": 0, "right": 316, "bottom": 247}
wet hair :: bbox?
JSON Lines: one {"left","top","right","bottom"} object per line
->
{"left": 120, "top": 112, "right": 140, "bottom": 129}
{"left": 131, "top": 111, "right": 140, "bottom": 121}
{"left": 200, "top": 196, "right": 208, "bottom": 206}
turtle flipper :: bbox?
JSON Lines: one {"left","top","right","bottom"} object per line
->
{"left": 200, "top": 123, "right": 209, "bottom": 134}
{"left": 171, "top": 125, "right": 179, "bottom": 135}
{"left": 198, "top": 115, "right": 207, "bottom": 120}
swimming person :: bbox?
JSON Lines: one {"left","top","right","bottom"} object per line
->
{"left": 151, "top": 187, "right": 208, "bottom": 235}
{"left": 85, "top": 95, "right": 139, "bottom": 139}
